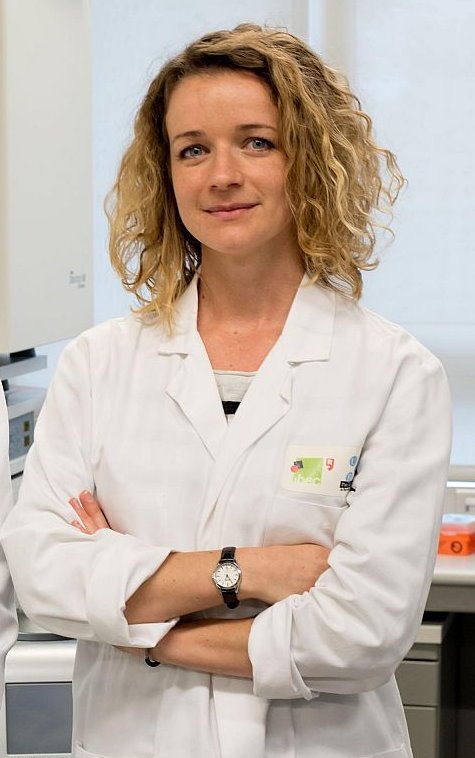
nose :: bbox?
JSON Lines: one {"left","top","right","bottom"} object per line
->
{"left": 208, "top": 147, "right": 243, "bottom": 191}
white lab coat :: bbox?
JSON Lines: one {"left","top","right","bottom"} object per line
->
{"left": 1, "top": 277, "right": 451, "bottom": 758}
{"left": 0, "top": 391, "right": 18, "bottom": 703}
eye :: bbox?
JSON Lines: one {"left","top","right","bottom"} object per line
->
{"left": 247, "top": 137, "right": 274, "bottom": 152}
{"left": 179, "top": 145, "right": 206, "bottom": 159}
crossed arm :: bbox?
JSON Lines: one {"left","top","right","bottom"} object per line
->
{"left": 70, "top": 491, "right": 330, "bottom": 678}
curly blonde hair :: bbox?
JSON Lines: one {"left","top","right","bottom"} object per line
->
{"left": 107, "top": 23, "right": 405, "bottom": 328}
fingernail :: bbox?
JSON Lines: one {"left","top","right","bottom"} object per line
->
{"left": 80, "top": 490, "right": 93, "bottom": 501}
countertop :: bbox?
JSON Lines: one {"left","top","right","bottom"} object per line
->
{"left": 433, "top": 554, "right": 475, "bottom": 585}
{"left": 428, "top": 554, "right": 475, "bottom": 613}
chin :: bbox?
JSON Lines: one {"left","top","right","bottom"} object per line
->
{"left": 200, "top": 236, "right": 259, "bottom": 257}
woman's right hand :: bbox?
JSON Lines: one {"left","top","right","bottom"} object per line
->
{"left": 241, "top": 543, "right": 330, "bottom": 605}
{"left": 69, "top": 491, "right": 110, "bottom": 533}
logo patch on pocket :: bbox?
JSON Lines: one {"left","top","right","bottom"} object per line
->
{"left": 282, "top": 445, "right": 361, "bottom": 496}
{"left": 290, "top": 457, "right": 323, "bottom": 483}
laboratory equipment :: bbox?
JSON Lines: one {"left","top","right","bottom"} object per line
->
{"left": 0, "top": 0, "right": 93, "bottom": 354}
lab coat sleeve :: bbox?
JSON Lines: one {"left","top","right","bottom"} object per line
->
{"left": 0, "top": 336, "right": 176, "bottom": 647}
{"left": 248, "top": 351, "right": 452, "bottom": 699}
{"left": 0, "top": 393, "right": 18, "bottom": 700}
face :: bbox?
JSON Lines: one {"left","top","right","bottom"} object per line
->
{"left": 166, "top": 70, "right": 297, "bottom": 262}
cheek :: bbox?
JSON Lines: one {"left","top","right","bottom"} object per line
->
{"left": 170, "top": 177, "right": 196, "bottom": 228}
{"left": 170, "top": 171, "right": 206, "bottom": 241}
{"left": 261, "top": 162, "right": 290, "bottom": 213}
{"left": 172, "top": 191, "right": 187, "bottom": 221}
{"left": 269, "top": 180, "right": 292, "bottom": 221}
{"left": 170, "top": 167, "right": 186, "bottom": 207}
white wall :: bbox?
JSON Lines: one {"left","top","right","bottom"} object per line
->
{"left": 311, "top": 0, "right": 475, "bottom": 465}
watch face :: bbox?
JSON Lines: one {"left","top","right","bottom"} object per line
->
{"left": 214, "top": 562, "right": 241, "bottom": 589}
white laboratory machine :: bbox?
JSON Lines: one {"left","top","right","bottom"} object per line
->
{"left": 1, "top": 2, "right": 92, "bottom": 756}
{"left": 0, "top": 0, "right": 93, "bottom": 355}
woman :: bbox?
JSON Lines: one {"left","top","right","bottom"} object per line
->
{"left": 0, "top": 391, "right": 18, "bottom": 704}
{"left": 1, "top": 24, "right": 451, "bottom": 758}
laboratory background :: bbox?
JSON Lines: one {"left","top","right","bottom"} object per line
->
{"left": 0, "top": 1, "right": 474, "bottom": 757}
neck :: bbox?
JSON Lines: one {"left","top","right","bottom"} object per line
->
{"left": 198, "top": 245, "right": 305, "bottom": 327}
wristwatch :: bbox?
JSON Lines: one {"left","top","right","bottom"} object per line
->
{"left": 212, "top": 546, "right": 241, "bottom": 609}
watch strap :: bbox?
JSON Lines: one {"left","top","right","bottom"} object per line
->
{"left": 221, "top": 546, "right": 236, "bottom": 561}
{"left": 144, "top": 649, "right": 160, "bottom": 668}
{"left": 222, "top": 590, "right": 239, "bottom": 609}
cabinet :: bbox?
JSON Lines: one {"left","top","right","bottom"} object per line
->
{"left": 396, "top": 613, "right": 457, "bottom": 758}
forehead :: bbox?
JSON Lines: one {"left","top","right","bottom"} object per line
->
{"left": 165, "top": 69, "right": 278, "bottom": 136}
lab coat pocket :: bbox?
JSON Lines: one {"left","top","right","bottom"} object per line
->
{"left": 263, "top": 491, "right": 348, "bottom": 547}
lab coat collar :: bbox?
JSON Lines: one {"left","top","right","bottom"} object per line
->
{"left": 157, "top": 273, "right": 335, "bottom": 364}
{"left": 277, "top": 273, "right": 335, "bottom": 363}
{"left": 156, "top": 277, "right": 200, "bottom": 356}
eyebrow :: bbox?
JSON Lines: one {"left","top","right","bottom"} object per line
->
{"left": 171, "top": 124, "right": 278, "bottom": 145}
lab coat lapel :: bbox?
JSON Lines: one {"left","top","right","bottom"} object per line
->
{"left": 158, "top": 278, "right": 227, "bottom": 460}
{"left": 197, "top": 279, "right": 336, "bottom": 541}
{"left": 229, "top": 280, "right": 335, "bottom": 447}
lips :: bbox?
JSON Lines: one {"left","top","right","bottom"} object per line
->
{"left": 204, "top": 202, "right": 258, "bottom": 220}
{"left": 205, "top": 202, "right": 257, "bottom": 212}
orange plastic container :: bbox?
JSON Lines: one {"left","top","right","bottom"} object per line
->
{"left": 438, "top": 513, "right": 475, "bottom": 556}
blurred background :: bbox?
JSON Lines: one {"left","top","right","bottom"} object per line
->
{"left": 2, "top": 0, "right": 473, "bottom": 466}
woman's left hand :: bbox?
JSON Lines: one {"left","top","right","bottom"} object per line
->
{"left": 69, "top": 491, "right": 110, "bottom": 534}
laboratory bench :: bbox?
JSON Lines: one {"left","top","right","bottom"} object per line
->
{"left": 428, "top": 555, "right": 475, "bottom": 613}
